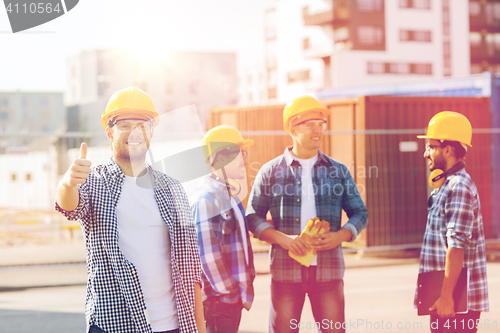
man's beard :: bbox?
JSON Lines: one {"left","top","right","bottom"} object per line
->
{"left": 431, "top": 156, "right": 447, "bottom": 171}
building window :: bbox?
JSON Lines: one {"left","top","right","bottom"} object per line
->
{"left": 469, "top": 1, "right": 481, "bottom": 16}
{"left": 265, "top": 8, "right": 277, "bottom": 41}
{"left": 367, "top": 62, "right": 432, "bottom": 75}
{"left": 367, "top": 62, "right": 385, "bottom": 74}
{"left": 400, "top": 30, "right": 431, "bottom": 42}
{"left": 414, "top": 30, "right": 431, "bottom": 42}
{"left": 389, "top": 63, "right": 410, "bottom": 74}
{"left": 412, "top": 63, "right": 432, "bottom": 74}
{"left": 399, "top": 0, "right": 430, "bottom": 9}
{"left": 357, "top": 26, "right": 384, "bottom": 45}
{"left": 470, "top": 32, "right": 481, "bottom": 47}
{"left": 486, "top": 3, "right": 500, "bottom": 26}
{"left": 0, "top": 112, "right": 8, "bottom": 121}
{"left": 357, "top": 0, "right": 383, "bottom": 11}
{"left": 0, "top": 98, "right": 8, "bottom": 106}
{"left": 287, "top": 70, "right": 310, "bottom": 83}
{"left": 303, "top": 38, "right": 310, "bottom": 50}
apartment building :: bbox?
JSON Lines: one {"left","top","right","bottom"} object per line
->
{"left": 469, "top": 0, "right": 500, "bottom": 74}
{"left": 238, "top": 64, "right": 267, "bottom": 106}
{"left": 263, "top": 0, "right": 477, "bottom": 103}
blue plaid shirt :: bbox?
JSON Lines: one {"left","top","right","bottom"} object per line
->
{"left": 246, "top": 147, "right": 368, "bottom": 283}
{"left": 190, "top": 176, "right": 255, "bottom": 310}
{"left": 416, "top": 168, "right": 489, "bottom": 312}
{"left": 55, "top": 159, "right": 203, "bottom": 333}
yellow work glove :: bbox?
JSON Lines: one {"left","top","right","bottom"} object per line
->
{"left": 289, "top": 217, "right": 330, "bottom": 267}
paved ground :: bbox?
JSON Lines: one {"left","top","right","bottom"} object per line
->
{"left": 0, "top": 251, "right": 499, "bottom": 333}
{"left": 1, "top": 238, "right": 499, "bottom": 333}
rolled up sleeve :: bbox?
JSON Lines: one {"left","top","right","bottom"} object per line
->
{"left": 340, "top": 167, "right": 368, "bottom": 241}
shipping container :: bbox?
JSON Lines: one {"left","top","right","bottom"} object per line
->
{"left": 210, "top": 96, "right": 493, "bottom": 248}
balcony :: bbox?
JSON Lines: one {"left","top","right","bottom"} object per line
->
{"left": 469, "top": 2, "right": 500, "bottom": 33}
{"left": 303, "top": 42, "right": 334, "bottom": 59}
{"left": 470, "top": 15, "right": 500, "bottom": 32}
{"left": 470, "top": 45, "right": 500, "bottom": 63}
{"left": 303, "top": 6, "right": 350, "bottom": 27}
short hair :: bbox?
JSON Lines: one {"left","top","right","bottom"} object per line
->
{"left": 440, "top": 140, "right": 466, "bottom": 159}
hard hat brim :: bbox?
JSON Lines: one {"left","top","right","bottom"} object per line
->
{"left": 239, "top": 139, "right": 254, "bottom": 149}
{"left": 416, "top": 134, "right": 472, "bottom": 147}
{"left": 285, "top": 107, "right": 331, "bottom": 133}
{"left": 102, "top": 109, "right": 160, "bottom": 130}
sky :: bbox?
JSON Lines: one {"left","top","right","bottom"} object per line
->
{"left": 0, "top": 0, "right": 271, "bottom": 91}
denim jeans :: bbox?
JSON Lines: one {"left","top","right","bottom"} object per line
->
{"left": 203, "top": 297, "right": 243, "bottom": 333}
{"left": 89, "top": 325, "right": 179, "bottom": 333}
{"left": 430, "top": 311, "right": 481, "bottom": 333}
{"left": 270, "top": 266, "right": 345, "bottom": 333}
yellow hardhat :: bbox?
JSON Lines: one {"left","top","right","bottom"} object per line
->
{"left": 283, "top": 96, "right": 331, "bottom": 133}
{"left": 202, "top": 125, "right": 254, "bottom": 163}
{"left": 101, "top": 86, "right": 160, "bottom": 130}
{"left": 417, "top": 111, "right": 472, "bottom": 148}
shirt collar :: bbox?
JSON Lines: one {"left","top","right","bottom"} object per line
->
{"left": 104, "top": 157, "right": 156, "bottom": 181}
{"left": 105, "top": 158, "right": 124, "bottom": 178}
{"left": 282, "top": 146, "right": 329, "bottom": 167}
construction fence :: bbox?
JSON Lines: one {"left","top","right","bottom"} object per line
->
{"left": 210, "top": 96, "right": 495, "bottom": 248}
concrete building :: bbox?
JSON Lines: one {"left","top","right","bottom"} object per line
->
{"left": 263, "top": 0, "right": 483, "bottom": 103}
{"left": 0, "top": 91, "right": 64, "bottom": 153}
{"left": 238, "top": 64, "right": 267, "bottom": 106}
{"left": 65, "top": 49, "right": 238, "bottom": 147}
{"left": 469, "top": 0, "right": 500, "bottom": 74}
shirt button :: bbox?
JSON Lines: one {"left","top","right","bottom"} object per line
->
{"left": 298, "top": 181, "right": 301, "bottom": 185}
{"left": 296, "top": 218, "right": 299, "bottom": 222}
{"left": 297, "top": 199, "right": 300, "bottom": 202}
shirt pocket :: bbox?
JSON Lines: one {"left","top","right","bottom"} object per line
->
{"left": 317, "top": 177, "right": 343, "bottom": 204}
{"left": 427, "top": 205, "right": 446, "bottom": 234}
{"left": 220, "top": 209, "right": 236, "bottom": 235}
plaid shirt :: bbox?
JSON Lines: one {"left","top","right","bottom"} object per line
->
{"left": 55, "top": 159, "right": 203, "bottom": 333}
{"left": 247, "top": 147, "right": 368, "bottom": 283}
{"left": 416, "top": 168, "right": 489, "bottom": 312}
{"left": 190, "top": 176, "right": 255, "bottom": 310}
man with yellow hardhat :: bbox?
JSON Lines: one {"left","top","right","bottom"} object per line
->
{"left": 247, "top": 96, "right": 368, "bottom": 332}
{"left": 190, "top": 125, "right": 256, "bottom": 333}
{"left": 415, "top": 111, "right": 488, "bottom": 332}
{"left": 55, "top": 86, "right": 205, "bottom": 333}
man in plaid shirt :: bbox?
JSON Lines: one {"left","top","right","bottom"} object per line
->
{"left": 190, "top": 125, "right": 255, "bottom": 333}
{"left": 55, "top": 87, "right": 205, "bottom": 333}
{"left": 416, "top": 112, "right": 489, "bottom": 332}
{"left": 247, "top": 96, "right": 368, "bottom": 333}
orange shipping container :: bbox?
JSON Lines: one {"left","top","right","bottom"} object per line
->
{"left": 209, "top": 96, "right": 492, "bottom": 248}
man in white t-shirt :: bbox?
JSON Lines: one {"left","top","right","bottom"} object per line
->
{"left": 55, "top": 87, "right": 205, "bottom": 333}
{"left": 247, "top": 96, "right": 368, "bottom": 332}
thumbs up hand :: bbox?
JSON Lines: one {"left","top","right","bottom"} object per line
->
{"left": 63, "top": 142, "right": 92, "bottom": 187}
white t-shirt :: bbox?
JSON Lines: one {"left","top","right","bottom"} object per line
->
{"left": 116, "top": 170, "right": 178, "bottom": 331}
{"left": 293, "top": 152, "right": 319, "bottom": 266}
